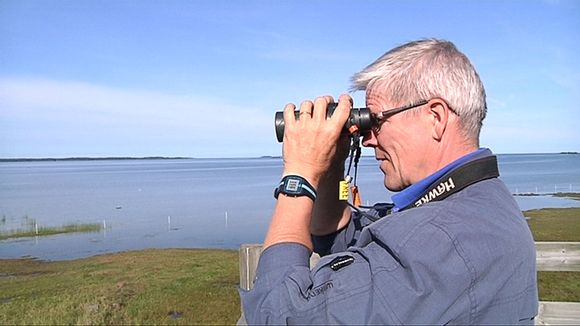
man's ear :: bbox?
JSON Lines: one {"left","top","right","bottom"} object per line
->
{"left": 429, "top": 98, "right": 449, "bottom": 141}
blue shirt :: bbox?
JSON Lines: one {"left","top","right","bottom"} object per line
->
{"left": 391, "top": 148, "right": 487, "bottom": 211}
{"left": 240, "top": 149, "right": 538, "bottom": 324}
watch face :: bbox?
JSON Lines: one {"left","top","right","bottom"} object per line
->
{"left": 286, "top": 178, "right": 300, "bottom": 192}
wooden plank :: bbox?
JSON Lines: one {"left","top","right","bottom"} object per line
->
{"left": 536, "top": 301, "right": 580, "bottom": 325}
{"left": 536, "top": 242, "right": 580, "bottom": 272}
{"left": 239, "top": 244, "right": 262, "bottom": 291}
{"left": 310, "top": 252, "right": 321, "bottom": 268}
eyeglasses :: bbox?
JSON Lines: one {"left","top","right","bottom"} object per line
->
{"left": 370, "top": 99, "right": 428, "bottom": 135}
{"left": 370, "top": 98, "right": 459, "bottom": 135}
{"left": 373, "top": 99, "right": 429, "bottom": 122}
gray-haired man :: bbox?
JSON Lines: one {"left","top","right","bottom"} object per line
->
{"left": 240, "top": 39, "right": 538, "bottom": 324}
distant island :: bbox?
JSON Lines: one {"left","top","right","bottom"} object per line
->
{"left": 0, "top": 157, "right": 192, "bottom": 162}
{"left": 259, "top": 155, "right": 282, "bottom": 159}
{"left": 2, "top": 152, "right": 577, "bottom": 163}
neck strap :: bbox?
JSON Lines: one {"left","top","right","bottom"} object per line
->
{"left": 400, "top": 155, "right": 499, "bottom": 211}
{"left": 352, "top": 155, "right": 500, "bottom": 221}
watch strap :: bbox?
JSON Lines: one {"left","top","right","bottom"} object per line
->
{"left": 274, "top": 175, "right": 317, "bottom": 202}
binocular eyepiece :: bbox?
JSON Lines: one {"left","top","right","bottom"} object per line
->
{"left": 274, "top": 103, "right": 372, "bottom": 142}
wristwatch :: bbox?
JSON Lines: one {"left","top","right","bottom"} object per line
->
{"left": 274, "top": 175, "right": 317, "bottom": 202}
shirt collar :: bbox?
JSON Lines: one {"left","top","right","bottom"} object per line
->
{"left": 391, "top": 148, "right": 491, "bottom": 212}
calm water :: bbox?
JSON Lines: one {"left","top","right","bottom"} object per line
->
{"left": 1, "top": 153, "right": 579, "bottom": 260}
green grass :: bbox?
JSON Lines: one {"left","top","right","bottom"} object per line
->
{"left": 552, "top": 192, "right": 580, "bottom": 200}
{"left": 524, "top": 207, "right": 580, "bottom": 241}
{"left": 0, "top": 223, "right": 102, "bottom": 240}
{"left": 0, "top": 215, "right": 102, "bottom": 240}
{"left": 537, "top": 272, "right": 580, "bottom": 302}
{"left": 513, "top": 192, "right": 580, "bottom": 200}
{"left": 0, "top": 249, "right": 240, "bottom": 325}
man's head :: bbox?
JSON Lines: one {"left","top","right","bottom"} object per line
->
{"left": 350, "top": 39, "right": 487, "bottom": 191}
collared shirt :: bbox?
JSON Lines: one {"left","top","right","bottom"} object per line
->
{"left": 240, "top": 149, "right": 538, "bottom": 324}
{"left": 391, "top": 148, "right": 488, "bottom": 211}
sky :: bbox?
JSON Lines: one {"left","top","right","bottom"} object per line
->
{"left": 0, "top": 0, "right": 579, "bottom": 158}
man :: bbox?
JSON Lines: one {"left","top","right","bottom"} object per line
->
{"left": 240, "top": 39, "right": 538, "bottom": 324}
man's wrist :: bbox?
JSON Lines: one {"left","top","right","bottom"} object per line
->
{"left": 275, "top": 175, "right": 318, "bottom": 202}
{"left": 282, "top": 169, "right": 321, "bottom": 189}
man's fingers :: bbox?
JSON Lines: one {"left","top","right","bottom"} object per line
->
{"left": 283, "top": 103, "right": 297, "bottom": 135}
{"left": 283, "top": 95, "right": 353, "bottom": 143}
{"left": 339, "top": 93, "right": 353, "bottom": 106}
{"left": 299, "top": 100, "right": 314, "bottom": 120}
{"left": 312, "top": 96, "right": 333, "bottom": 121}
{"left": 329, "top": 94, "right": 352, "bottom": 130}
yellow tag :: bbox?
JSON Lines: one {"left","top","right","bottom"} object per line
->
{"left": 339, "top": 180, "right": 349, "bottom": 201}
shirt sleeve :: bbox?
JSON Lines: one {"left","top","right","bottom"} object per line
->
{"left": 239, "top": 242, "right": 393, "bottom": 324}
{"left": 311, "top": 208, "right": 381, "bottom": 256}
{"left": 239, "top": 220, "right": 476, "bottom": 325}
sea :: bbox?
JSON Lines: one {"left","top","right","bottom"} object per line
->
{"left": 1, "top": 153, "right": 579, "bottom": 260}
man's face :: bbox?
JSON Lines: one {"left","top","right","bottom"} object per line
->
{"left": 362, "top": 87, "right": 430, "bottom": 191}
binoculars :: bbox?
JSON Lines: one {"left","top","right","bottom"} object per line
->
{"left": 274, "top": 103, "right": 372, "bottom": 142}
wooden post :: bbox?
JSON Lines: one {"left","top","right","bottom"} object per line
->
{"left": 239, "top": 244, "right": 263, "bottom": 291}
{"left": 238, "top": 244, "right": 320, "bottom": 325}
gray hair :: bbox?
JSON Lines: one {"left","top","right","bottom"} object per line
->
{"left": 350, "top": 38, "right": 487, "bottom": 142}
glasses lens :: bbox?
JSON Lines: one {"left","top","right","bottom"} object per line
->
{"left": 370, "top": 115, "right": 382, "bottom": 135}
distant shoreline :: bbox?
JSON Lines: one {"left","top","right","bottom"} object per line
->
{"left": 0, "top": 152, "right": 576, "bottom": 162}
{"left": 0, "top": 156, "right": 285, "bottom": 162}
{"left": 0, "top": 156, "right": 192, "bottom": 162}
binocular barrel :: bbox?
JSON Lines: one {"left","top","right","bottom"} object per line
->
{"left": 274, "top": 103, "right": 372, "bottom": 142}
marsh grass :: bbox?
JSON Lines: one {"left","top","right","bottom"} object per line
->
{"left": 0, "top": 249, "right": 239, "bottom": 325}
{"left": 525, "top": 207, "right": 580, "bottom": 242}
{"left": 537, "top": 271, "right": 580, "bottom": 302}
{"left": 552, "top": 192, "right": 580, "bottom": 200}
{"left": 0, "top": 223, "right": 102, "bottom": 240}
{"left": 0, "top": 216, "right": 102, "bottom": 240}
{"left": 514, "top": 192, "right": 580, "bottom": 200}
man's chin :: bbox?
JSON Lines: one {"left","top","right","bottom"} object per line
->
{"left": 384, "top": 177, "right": 404, "bottom": 192}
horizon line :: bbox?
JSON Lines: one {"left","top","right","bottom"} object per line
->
{"left": 1, "top": 152, "right": 578, "bottom": 162}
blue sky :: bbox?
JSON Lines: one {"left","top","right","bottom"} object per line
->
{"left": 1, "top": 0, "right": 579, "bottom": 158}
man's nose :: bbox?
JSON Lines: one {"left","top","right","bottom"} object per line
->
{"left": 362, "top": 131, "right": 377, "bottom": 147}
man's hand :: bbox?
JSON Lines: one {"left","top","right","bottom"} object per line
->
{"left": 263, "top": 94, "right": 352, "bottom": 251}
{"left": 281, "top": 95, "right": 352, "bottom": 187}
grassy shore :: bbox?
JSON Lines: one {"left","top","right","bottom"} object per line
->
{"left": 553, "top": 192, "right": 580, "bottom": 200}
{"left": 0, "top": 249, "right": 239, "bottom": 325}
{"left": 0, "top": 222, "right": 102, "bottom": 240}
{"left": 513, "top": 192, "right": 580, "bottom": 200}
{"left": 524, "top": 207, "right": 580, "bottom": 241}
{"left": 1, "top": 207, "right": 579, "bottom": 324}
